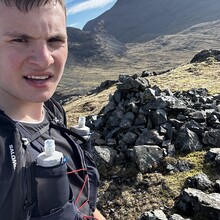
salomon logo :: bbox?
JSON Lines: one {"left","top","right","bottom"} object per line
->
{"left": 9, "top": 145, "right": 17, "bottom": 170}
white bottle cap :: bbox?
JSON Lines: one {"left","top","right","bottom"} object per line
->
{"left": 70, "top": 116, "right": 90, "bottom": 138}
{"left": 36, "top": 139, "right": 63, "bottom": 167}
{"left": 78, "top": 116, "right": 86, "bottom": 128}
{"left": 44, "top": 139, "right": 55, "bottom": 156}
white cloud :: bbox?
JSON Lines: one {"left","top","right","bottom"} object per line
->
{"left": 67, "top": 0, "right": 114, "bottom": 15}
{"left": 68, "top": 23, "right": 79, "bottom": 27}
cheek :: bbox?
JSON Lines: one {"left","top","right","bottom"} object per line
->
{"left": 0, "top": 68, "right": 13, "bottom": 88}
{"left": 60, "top": 46, "right": 68, "bottom": 62}
{"left": 0, "top": 65, "right": 19, "bottom": 87}
{"left": 0, "top": 55, "right": 25, "bottom": 88}
{"left": 6, "top": 52, "right": 24, "bottom": 70}
{"left": 54, "top": 50, "right": 67, "bottom": 69}
{"left": 0, "top": 57, "right": 14, "bottom": 80}
{"left": 0, "top": 49, "right": 24, "bottom": 84}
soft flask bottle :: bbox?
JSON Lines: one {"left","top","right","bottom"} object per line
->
{"left": 71, "top": 116, "right": 91, "bottom": 140}
{"left": 35, "top": 139, "right": 69, "bottom": 216}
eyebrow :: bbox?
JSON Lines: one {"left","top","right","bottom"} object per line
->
{"left": 4, "top": 31, "right": 33, "bottom": 39}
{"left": 4, "top": 31, "right": 67, "bottom": 40}
{"left": 49, "top": 34, "right": 67, "bottom": 40}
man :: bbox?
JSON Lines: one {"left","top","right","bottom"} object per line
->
{"left": 0, "top": 0, "right": 105, "bottom": 219}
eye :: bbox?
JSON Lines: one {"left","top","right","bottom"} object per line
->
{"left": 47, "top": 36, "right": 67, "bottom": 47}
{"left": 12, "top": 37, "right": 28, "bottom": 43}
{"left": 48, "top": 37, "right": 61, "bottom": 43}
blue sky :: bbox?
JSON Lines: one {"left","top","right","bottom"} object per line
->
{"left": 66, "top": 0, "right": 117, "bottom": 29}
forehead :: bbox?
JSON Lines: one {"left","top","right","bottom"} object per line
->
{"left": 0, "top": 3, "right": 66, "bottom": 36}
{"left": 0, "top": 0, "right": 65, "bottom": 12}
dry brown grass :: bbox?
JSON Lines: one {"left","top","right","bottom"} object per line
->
{"left": 148, "top": 58, "right": 220, "bottom": 94}
{"left": 64, "top": 85, "right": 116, "bottom": 126}
{"left": 64, "top": 59, "right": 220, "bottom": 127}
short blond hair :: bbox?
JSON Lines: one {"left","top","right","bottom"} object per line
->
{"left": 0, "top": 0, "right": 66, "bottom": 14}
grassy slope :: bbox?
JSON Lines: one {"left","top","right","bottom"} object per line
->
{"left": 64, "top": 58, "right": 220, "bottom": 125}
{"left": 63, "top": 59, "right": 220, "bottom": 219}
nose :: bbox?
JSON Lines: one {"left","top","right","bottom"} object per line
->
{"left": 27, "top": 42, "right": 54, "bottom": 68}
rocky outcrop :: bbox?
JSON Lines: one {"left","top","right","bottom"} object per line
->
{"left": 190, "top": 49, "right": 220, "bottom": 63}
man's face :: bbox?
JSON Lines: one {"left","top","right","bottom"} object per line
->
{"left": 0, "top": 3, "right": 68, "bottom": 105}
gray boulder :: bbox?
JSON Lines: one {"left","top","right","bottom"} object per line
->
{"left": 175, "top": 188, "right": 220, "bottom": 220}
{"left": 202, "top": 129, "right": 220, "bottom": 147}
{"left": 184, "top": 173, "right": 214, "bottom": 191}
{"left": 133, "top": 145, "right": 164, "bottom": 173}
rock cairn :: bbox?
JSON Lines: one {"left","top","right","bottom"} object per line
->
{"left": 89, "top": 74, "right": 220, "bottom": 173}
{"left": 87, "top": 73, "right": 220, "bottom": 220}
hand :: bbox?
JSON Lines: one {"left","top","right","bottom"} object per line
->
{"left": 93, "top": 208, "right": 106, "bottom": 220}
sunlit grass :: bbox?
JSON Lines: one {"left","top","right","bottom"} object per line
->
{"left": 148, "top": 60, "right": 220, "bottom": 94}
{"left": 164, "top": 151, "right": 206, "bottom": 195}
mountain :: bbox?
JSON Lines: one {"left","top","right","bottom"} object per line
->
{"left": 60, "top": 1, "right": 220, "bottom": 102}
{"left": 66, "top": 27, "right": 125, "bottom": 67}
{"left": 83, "top": 0, "right": 220, "bottom": 43}
{"left": 58, "top": 19, "right": 220, "bottom": 103}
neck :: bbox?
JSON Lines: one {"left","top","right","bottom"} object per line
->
{"left": 0, "top": 99, "right": 44, "bottom": 123}
{"left": 14, "top": 105, "right": 45, "bottom": 123}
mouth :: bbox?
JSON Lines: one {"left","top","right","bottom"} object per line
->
{"left": 24, "top": 75, "right": 51, "bottom": 82}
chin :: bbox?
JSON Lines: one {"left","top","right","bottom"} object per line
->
{"left": 29, "top": 94, "right": 53, "bottom": 103}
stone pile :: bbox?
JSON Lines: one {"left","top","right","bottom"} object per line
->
{"left": 87, "top": 73, "right": 220, "bottom": 220}
{"left": 89, "top": 74, "right": 220, "bottom": 173}
{"left": 87, "top": 75, "right": 220, "bottom": 220}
